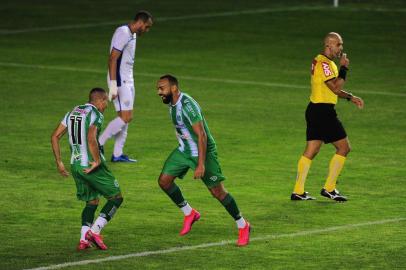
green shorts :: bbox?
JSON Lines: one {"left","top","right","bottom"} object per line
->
{"left": 161, "top": 148, "right": 225, "bottom": 188}
{"left": 71, "top": 162, "right": 121, "bottom": 201}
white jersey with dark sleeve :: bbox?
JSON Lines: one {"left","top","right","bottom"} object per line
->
{"left": 108, "top": 25, "right": 137, "bottom": 86}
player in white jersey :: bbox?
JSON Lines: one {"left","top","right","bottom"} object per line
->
{"left": 99, "top": 11, "right": 153, "bottom": 162}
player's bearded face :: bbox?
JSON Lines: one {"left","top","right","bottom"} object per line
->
{"left": 161, "top": 93, "right": 172, "bottom": 104}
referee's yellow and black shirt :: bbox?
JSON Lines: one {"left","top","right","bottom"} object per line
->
{"left": 310, "top": 54, "right": 338, "bottom": 104}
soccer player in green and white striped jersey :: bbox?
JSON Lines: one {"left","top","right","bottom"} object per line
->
{"left": 51, "top": 88, "right": 123, "bottom": 251}
{"left": 156, "top": 75, "right": 251, "bottom": 246}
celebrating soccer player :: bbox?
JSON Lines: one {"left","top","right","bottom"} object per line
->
{"left": 156, "top": 75, "right": 250, "bottom": 246}
{"left": 51, "top": 88, "right": 124, "bottom": 250}
{"left": 291, "top": 32, "right": 364, "bottom": 202}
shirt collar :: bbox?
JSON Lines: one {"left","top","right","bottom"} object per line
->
{"left": 171, "top": 92, "right": 183, "bottom": 107}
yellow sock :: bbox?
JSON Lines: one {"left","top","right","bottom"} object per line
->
{"left": 324, "top": 154, "right": 346, "bottom": 192}
{"left": 293, "top": 156, "right": 312, "bottom": 195}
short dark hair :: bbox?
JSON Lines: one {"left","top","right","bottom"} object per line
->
{"left": 89, "top": 87, "right": 106, "bottom": 102}
{"left": 160, "top": 74, "right": 178, "bottom": 87}
{"left": 134, "top": 10, "right": 153, "bottom": 23}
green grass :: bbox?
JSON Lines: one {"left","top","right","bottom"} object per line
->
{"left": 0, "top": 1, "right": 405, "bottom": 269}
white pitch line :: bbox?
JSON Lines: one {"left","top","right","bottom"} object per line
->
{"left": 1, "top": 6, "right": 405, "bottom": 35}
{"left": 0, "top": 7, "right": 324, "bottom": 35}
{"left": 24, "top": 217, "right": 406, "bottom": 270}
{"left": 1, "top": 62, "right": 405, "bottom": 97}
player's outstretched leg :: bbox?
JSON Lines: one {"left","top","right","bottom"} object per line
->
{"left": 86, "top": 195, "right": 124, "bottom": 250}
{"left": 158, "top": 174, "right": 200, "bottom": 236}
{"left": 209, "top": 183, "right": 250, "bottom": 246}
{"left": 78, "top": 201, "right": 98, "bottom": 250}
{"left": 99, "top": 117, "right": 126, "bottom": 147}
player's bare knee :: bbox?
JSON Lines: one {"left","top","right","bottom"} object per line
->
{"left": 304, "top": 149, "right": 318, "bottom": 159}
{"left": 335, "top": 143, "right": 351, "bottom": 156}
{"left": 120, "top": 114, "right": 133, "bottom": 123}
{"left": 338, "top": 146, "right": 351, "bottom": 156}
{"left": 158, "top": 177, "right": 171, "bottom": 190}
{"left": 209, "top": 186, "right": 227, "bottom": 201}
{"left": 87, "top": 198, "right": 99, "bottom": 205}
{"left": 125, "top": 116, "right": 133, "bottom": 123}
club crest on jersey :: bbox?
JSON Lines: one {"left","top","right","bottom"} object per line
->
{"left": 322, "top": 62, "right": 333, "bottom": 77}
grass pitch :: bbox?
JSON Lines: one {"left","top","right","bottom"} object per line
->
{"left": 0, "top": 1, "right": 405, "bottom": 269}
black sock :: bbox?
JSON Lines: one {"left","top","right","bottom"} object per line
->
{"left": 100, "top": 197, "right": 123, "bottom": 221}
{"left": 220, "top": 193, "right": 241, "bottom": 220}
{"left": 164, "top": 184, "right": 187, "bottom": 208}
{"left": 81, "top": 204, "right": 98, "bottom": 226}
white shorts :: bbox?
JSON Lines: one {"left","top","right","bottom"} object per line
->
{"left": 113, "top": 82, "right": 135, "bottom": 112}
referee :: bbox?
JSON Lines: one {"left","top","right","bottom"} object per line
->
{"left": 291, "top": 32, "right": 364, "bottom": 202}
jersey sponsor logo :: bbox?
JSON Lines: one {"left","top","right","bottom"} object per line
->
{"left": 185, "top": 104, "right": 197, "bottom": 117}
{"left": 73, "top": 108, "right": 88, "bottom": 115}
{"left": 322, "top": 62, "right": 333, "bottom": 77}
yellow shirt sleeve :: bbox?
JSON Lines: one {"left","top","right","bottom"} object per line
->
{"left": 310, "top": 55, "right": 338, "bottom": 104}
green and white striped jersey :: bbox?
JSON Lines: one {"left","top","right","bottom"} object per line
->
{"left": 61, "top": 103, "right": 104, "bottom": 166}
{"left": 169, "top": 93, "right": 216, "bottom": 157}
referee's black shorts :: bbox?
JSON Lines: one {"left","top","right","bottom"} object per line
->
{"left": 305, "top": 102, "right": 347, "bottom": 143}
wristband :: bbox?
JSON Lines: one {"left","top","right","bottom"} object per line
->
{"left": 108, "top": 80, "right": 118, "bottom": 101}
{"left": 338, "top": 66, "right": 348, "bottom": 80}
{"left": 346, "top": 92, "right": 353, "bottom": 101}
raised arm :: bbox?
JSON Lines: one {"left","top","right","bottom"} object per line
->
{"left": 325, "top": 53, "right": 364, "bottom": 109}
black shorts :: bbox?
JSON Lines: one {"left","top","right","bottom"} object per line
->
{"left": 305, "top": 102, "right": 347, "bottom": 143}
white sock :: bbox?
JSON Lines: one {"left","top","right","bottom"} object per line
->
{"left": 113, "top": 123, "right": 128, "bottom": 157}
{"left": 81, "top": 225, "right": 91, "bottom": 241}
{"left": 91, "top": 216, "right": 108, "bottom": 234}
{"left": 180, "top": 203, "right": 193, "bottom": 216}
{"left": 236, "top": 217, "right": 247, "bottom": 229}
{"left": 98, "top": 117, "right": 126, "bottom": 146}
